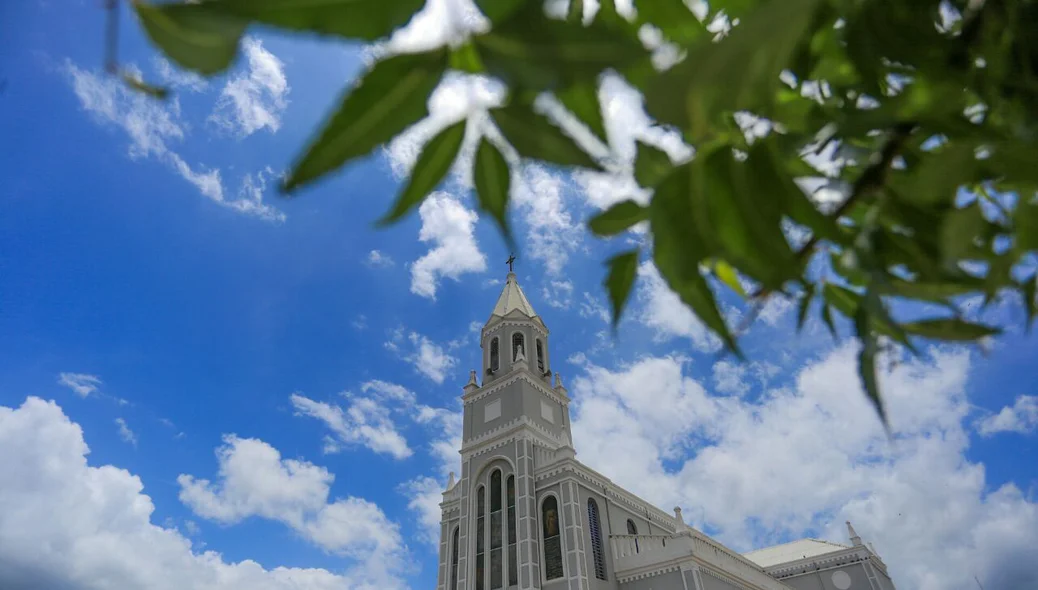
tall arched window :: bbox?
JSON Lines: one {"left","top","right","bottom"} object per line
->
{"left": 542, "top": 496, "right": 563, "bottom": 580}
{"left": 476, "top": 487, "right": 486, "bottom": 590}
{"left": 490, "top": 471, "right": 503, "bottom": 589}
{"left": 507, "top": 476, "right": 517, "bottom": 586}
{"left": 512, "top": 333, "right": 525, "bottom": 363}
{"left": 627, "top": 519, "right": 639, "bottom": 553}
{"left": 536, "top": 340, "right": 545, "bottom": 372}
{"left": 451, "top": 527, "right": 460, "bottom": 590}
{"left": 587, "top": 499, "right": 607, "bottom": 580}
{"left": 489, "top": 338, "right": 500, "bottom": 373}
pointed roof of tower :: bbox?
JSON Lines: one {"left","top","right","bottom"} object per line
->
{"left": 490, "top": 272, "right": 538, "bottom": 320}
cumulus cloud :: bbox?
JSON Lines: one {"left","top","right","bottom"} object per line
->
{"left": 384, "top": 329, "right": 459, "bottom": 384}
{"left": 57, "top": 372, "right": 102, "bottom": 397}
{"left": 543, "top": 280, "right": 575, "bottom": 310}
{"left": 401, "top": 402, "right": 463, "bottom": 547}
{"left": 513, "top": 166, "right": 583, "bottom": 276}
{"left": 209, "top": 38, "right": 289, "bottom": 137}
{"left": 976, "top": 395, "right": 1038, "bottom": 436}
{"left": 0, "top": 397, "right": 393, "bottom": 590}
{"left": 154, "top": 57, "right": 207, "bottom": 93}
{"left": 290, "top": 393, "right": 412, "bottom": 459}
{"left": 410, "top": 193, "right": 487, "bottom": 299}
{"left": 66, "top": 61, "right": 285, "bottom": 222}
{"left": 569, "top": 346, "right": 1038, "bottom": 590}
{"left": 177, "top": 434, "right": 405, "bottom": 578}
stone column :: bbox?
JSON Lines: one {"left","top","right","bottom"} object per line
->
{"left": 456, "top": 461, "right": 472, "bottom": 590}
{"left": 516, "top": 437, "right": 540, "bottom": 590}
{"left": 560, "top": 480, "right": 589, "bottom": 590}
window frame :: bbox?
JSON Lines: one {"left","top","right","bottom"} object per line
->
{"left": 539, "top": 493, "right": 565, "bottom": 583}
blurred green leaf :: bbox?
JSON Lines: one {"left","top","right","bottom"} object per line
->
{"left": 556, "top": 82, "right": 608, "bottom": 143}
{"left": 493, "top": 100, "right": 601, "bottom": 169}
{"left": 449, "top": 42, "right": 484, "bottom": 73}
{"left": 796, "top": 285, "right": 814, "bottom": 332}
{"left": 633, "top": 141, "right": 674, "bottom": 188}
{"left": 378, "top": 120, "right": 466, "bottom": 225}
{"left": 651, "top": 163, "right": 742, "bottom": 355}
{"left": 135, "top": 2, "right": 245, "bottom": 75}
{"left": 635, "top": 0, "right": 708, "bottom": 46}
{"left": 604, "top": 250, "right": 640, "bottom": 329}
{"left": 160, "top": 0, "right": 425, "bottom": 41}
{"left": 712, "top": 260, "right": 746, "bottom": 297}
{"left": 854, "top": 305, "right": 889, "bottom": 431}
{"left": 644, "top": 0, "right": 823, "bottom": 135}
{"left": 474, "top": 137, "right": 514, "bottom": 244}
{"left": 589, "top": 200, "right": 648, "bottom": 236}
{"left": 821, "top": 300, "right": 838, "bottom": 339}
{"left": 473, "top": 0, "right": 525, "bottom": 23}
{"left": 284, "top": 51, "right": 445, "bottom": 192}
{"left": 120, "top": 72, "right": 169, "bottom": 99}
{"left": 1017, "top": 203, "right": 1038, "bottom": 251}
{"left": 568, "top": 0, "right": 584, "bottom": 23}
{"left": 901, "top": 318, "right": 1000, "bottom": 341}
{"left": 478, "top": 2, "right": 648, "bottom": 88}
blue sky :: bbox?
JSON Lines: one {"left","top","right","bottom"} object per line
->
{"left": 2, "top": 1, "right": 1038, "bottom": 590}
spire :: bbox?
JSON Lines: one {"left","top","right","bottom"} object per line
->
{"left": 445, "top": 471, "right": 456, "bottom": 491}
{"left": 846, "top": 521, "right": 863, "bottom": 547}
{"left": 673, "top": 507, "right": 688, "bottom": 532}
{"left": 489, "top": 268, "right": 538, "bottom": 320}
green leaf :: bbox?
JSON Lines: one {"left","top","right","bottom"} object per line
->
{"left": 477, "top": 2, "right": 648, "bottom": 88}
{"left": 449, "top": 42, "right": 484, "bottom": 73}
{"left": 134, "top": 2, "right": 246, "bottom": 76}
{"left": 556, "top": 82, "right": 608, "bottom": 143}
{"left": 1023, "top": 274, "right": 1037, "bottom": 332}
{"left": 635, "top": 0, "right": 708, "bottom": 46}
{"left": 589, "top": 200, "right": 648, "bottom": 236}
{"left": 796, "top": 284, "right": 814, "bottom": 332}
{"left": 120, "top": 72, "right": 169, "bottom": 99}
{"left": 854, "top": 305, "right": 889, "bottom": 432}
{"left": 633, "top": 141, "right": 673, "bottom": 188}
{"left": 378, "top": 120, "right": 466, "bottom": 225}
{"left": 493, "top": 100, "right": 601, "bottom": 169}
{"left": 650, "top": 164, "right": 742, "bottom": 356}
{"left": 901, "top": 318, "right": 1000, "bottom": 341}
{"left": 905, "top": 143, "right": 978, "bottom": 208}
{"left": 1016, "top": 203, "right": 1038, "bottom": 252}
{"left": 604, "top": 250, "right": 639, "bottom": 329}
{"left": 821, "top": 300, "right": 838, "bottom": 339}
{"left": 284, "top": 51, "right": 446, "bottom": 192}
{"left": 473, "top": 0, "right": 525, "bottom": 24}
{"left": 644, "top": 0, "right": 823, "bottom": 135}
{"left": 474, "top": 137, "right": 513, "bottom": 244}
{"left": 167, "top": 0, "right": 425, "bottom": 41}
{"left": 712, "top": 260, "right": 746, "bottom": 297}
{"left": 568, "top": 0, "right": 584, "bottom": 23}
{"left": 940, "top": 203, "right": 988, "bottom": 264}
{"left": 884, "top": 277, "right": 985, "bottom": 302}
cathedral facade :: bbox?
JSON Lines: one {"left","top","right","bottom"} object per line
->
{"left": 436, "top": 272, "right": 897, "bottom": 590}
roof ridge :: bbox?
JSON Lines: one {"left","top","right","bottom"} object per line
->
{"left": 743, "top": 537, "right": 850, "bottom": 555}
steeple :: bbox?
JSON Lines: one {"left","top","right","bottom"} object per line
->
{"left": 489, "top": 272, "right": 539, "bottom": 322}
{"left": 846, "top": 521, "right": 863, "bottom": 547}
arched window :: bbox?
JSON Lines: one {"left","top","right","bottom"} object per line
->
{"left": 587, "top": 499, "right": 607, "bottom": 580}
{"left": 451, "top": 527, "right": 460, "bottom": 590}
{"left": 536, "top": 340, "right": 545, "bottom": 372}
{"left": 507, "top": 476, "right": 517, "bottom": 587}
{"left": 489, "top": 338, "right": 500, "bottom": 373}
{"left": 490, "top": 471, "right": 503, "bottom": 589}
{"left": 512, "top": 333, "right": 525, "bottom": 363}
{"left": 476, "top": 487, "right": 486, "bottom": 590}
{"left": 542, "top": 496, "right": 563, "bottom": 580}
{"left": 627, "top": 519, "right": 639, "bottom": 553}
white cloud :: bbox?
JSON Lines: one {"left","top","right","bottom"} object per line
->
{"left": 543, "top": 280, "right": 574, "bottom": 310}
{"left": 976, "top": 395, "right": 1038, "bottom": 436}
{"left": 712, "top": 360, "right": 748, "bottom": 396}
{"left": 57, "top": 372, "right": 101, "bottom": 397}
{"left": 290, "top": 393, "right": 412, "bottom": 459}
{"left": 66, "top": 61, "right": 285, "bottom": 222}
{"left": 177, "top": 434, "right": 406, "bottom": 579}
{"left": 635, "top": 261, "right": 723, "bottom": 352}
{"left": 0, "top": 396, "right": 394, "bottom": 590}
{"left": 366, "top": 250, "right": 395, "bottom": 268}
{"left": 578, "top": 293, "right": 610, "bottom": 324}
{"left": 398, "top": 476, "right": 444, "bottom": 546}
{"left": 153, "top": 57, "right": 207, "bottom": 93}
{"left": 115, "top": 417, "right": 138, "bottom": 446}
{"left": 384, "top": 331, "right": 459, "bottom": 384}
{"left": 209, "top": 37, "right": 289, "bottom": 137}
{"left": 513, "top": 166, "right": 583, "bottom": 276}
{"left": 569, "top": 346, "right": 1038, "bottom": 590}
{"left": 410, "top": 193, "right": 487, "bottom": 299}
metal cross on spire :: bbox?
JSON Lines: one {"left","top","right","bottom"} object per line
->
{"left": 506, "top": 253, "right": 516, "bottom": 273}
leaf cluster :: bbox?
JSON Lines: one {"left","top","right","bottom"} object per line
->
{"left": 130, "top": 0, "right": 1038, "bottom": 428}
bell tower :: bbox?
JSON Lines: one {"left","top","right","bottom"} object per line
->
{"left": 438, "top": 263, "right": 577, "bottom": 590}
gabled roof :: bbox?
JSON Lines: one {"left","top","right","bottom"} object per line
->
{"left": 742, "top": 538, "right": 851, "bottom": 568}
{"left": 489, "top": 272, "right": 538, "bottom": 320}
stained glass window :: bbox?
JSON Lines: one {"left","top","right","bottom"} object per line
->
{"left": 477, "top": 487, "right": 486, "bottom": 590}
{"left": 507, "top": 476, "right": 517, "bottom": 586}
{"left": 451, "top": 527, "right": 460, "bottom": 590}
{"left": 587, "top": 500, "right": 606, "bottom": 580}
{"left": 542, "top": 496, "right": 563, "bottom": 580}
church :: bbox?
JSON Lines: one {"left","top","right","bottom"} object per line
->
{"left": 435, "top": 270, "right": 898, "bottom": 590}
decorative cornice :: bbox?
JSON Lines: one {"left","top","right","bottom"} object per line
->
{"left": 766, "top": 547, "right": 875, "bottom": 578}
{"left": 461, "top": 418, "right": 563, "bottom": 459}
{"left": 482, "top": 318, "right": 549, "bottom": 341}
{"left": 615, "top": 564, "right": 681, "bottom": 583}
{"left": 463, "top": 370, "right": 568, "bottom": 406}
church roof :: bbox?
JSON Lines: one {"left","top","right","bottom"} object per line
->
{"left": 742, "top": 538, "right": 851, "bottom": 568}
{"left": 489, "top": 272, "right": 538, "bottom": 320}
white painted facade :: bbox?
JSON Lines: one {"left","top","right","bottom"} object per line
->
{"left": 436, "top": 273, "right": 897, "bottom": 590}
